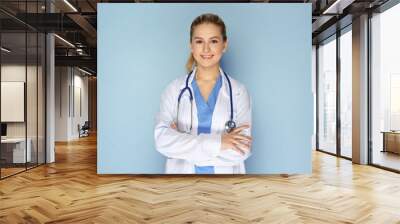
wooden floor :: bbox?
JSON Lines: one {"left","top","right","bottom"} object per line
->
{"left": 0, "top": 167, "right": 26, "bottom": 178}
{"left": 373, "top": 150, "right": 400, "bottom": 171}
{"left": 1, "top": 134, "right": 400, "bottom": 223}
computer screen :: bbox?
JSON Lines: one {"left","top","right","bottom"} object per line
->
{"left": 1, "top": 123, "right": 7, "bottom": 137}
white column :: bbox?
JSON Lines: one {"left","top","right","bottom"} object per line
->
{"left": 352, "top": 14, "right": 369, "bottom": 164}
{"left": 46, "top": 33, "right": 55, "bottom": 163}
{"left": 46, "top": 1, "right": 55, "bottom": 163}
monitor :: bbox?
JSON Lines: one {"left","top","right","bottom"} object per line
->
{"left": 1, "top": 123, "right": 7, "bottom": 137}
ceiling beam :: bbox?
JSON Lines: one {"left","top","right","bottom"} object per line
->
{"left": 55, "top": 55, "right": 96, "bottom": 70}
{"left": 67, "top": 13, "right": 97, "bottom": 44}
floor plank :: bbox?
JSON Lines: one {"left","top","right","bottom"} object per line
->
{"left": 1, "top": 134, "right": 400, "bottom": 223}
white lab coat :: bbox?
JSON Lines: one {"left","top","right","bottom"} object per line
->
{"left": 154, "top": 67, "right": 252, "bottom": 174}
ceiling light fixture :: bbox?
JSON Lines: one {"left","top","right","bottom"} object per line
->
{"left": 54, "top": 34, "right": 75, "bottom": 48}
{"left": 76, "top": 48, "right": 84, "bottom": 55}
{"left": 322, "top": 0, "right": 354, "bottom": 15}
{"left": 78, "top": 67, "right": 93, "bottom": 76}
{"left": 1, "top": 47, "right": 11, "bottom": 53}
{"left": 323, "top": 0, "right": 341, "bottom": 14}
{"left": 63, "top": 0, "right": 78, "bottom": 12}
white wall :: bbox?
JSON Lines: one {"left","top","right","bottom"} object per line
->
{"left": 55, "top": 66, "right": 69, "bottom": 141}
{"left": 72, "top": 73, "right": 89, "bottom": 138}
{"left": 1, "top": 65, "right": 42, "bottom": 138}
{"left": 1, "top": 65, "right": 26, "bottom": 134}
{"left": 55, "top": 67, "right": 89, "bottom": 141}
{"left": 1, "top": 64, "right": 46, "bottom": 164}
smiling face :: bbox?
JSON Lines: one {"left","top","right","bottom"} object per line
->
{"left": 190, "top": 23, "right": 227, "bottom": 70}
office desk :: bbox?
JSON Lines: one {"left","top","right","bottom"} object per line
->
{"left": 1, "top": 138, "right": 32, "bottom": 163}
{"left": 381, "top": 131, "right": 400, "bottom": 154}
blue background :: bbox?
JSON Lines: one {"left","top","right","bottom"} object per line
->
{"left": 98, "top": 3, "right": 312, "bottom": 174}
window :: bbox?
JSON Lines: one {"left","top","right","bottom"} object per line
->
{"left": 371, "top": 3, "right": 400, "bottom": 171}
{"left": 318, "top": 35, "right": 337, "bottom": 154}
{"left": 339, "top": 27, "right": 352, "bottom": 158}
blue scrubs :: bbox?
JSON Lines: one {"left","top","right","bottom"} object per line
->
{"left": 191, "top": 74, "right": 222, "bottom": 174}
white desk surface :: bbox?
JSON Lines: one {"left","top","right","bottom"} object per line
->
{"left": 1, "top": 138, "right": 28, "bottom": 144}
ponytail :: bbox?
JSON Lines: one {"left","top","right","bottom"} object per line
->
{"left": 186, "top": 53, "right": 195, "bottom": 73}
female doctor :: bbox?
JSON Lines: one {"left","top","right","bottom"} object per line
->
{"left": 154, "top": 13, "right": 252, "bottom": 174}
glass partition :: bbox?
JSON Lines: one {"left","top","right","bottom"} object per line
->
{"left": 27, "top": 31, "right": 38, "bottom": 169}
{"left": 0, "top": 1, "right": 46, "bottom": 179}
{"left": 1, "top": 31, "right": 28, "bottom": 177}
{"left": 317, "top": 35, "right": 337, "bottom": 155}
{"left": 38, "top": 32, "right": 45, "bottom": 165}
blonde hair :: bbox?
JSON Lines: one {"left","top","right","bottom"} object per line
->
{"left": 186, "top": 13, "right": 227, "bottom": 73}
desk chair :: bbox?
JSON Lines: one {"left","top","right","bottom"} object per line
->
{"left": 78, "top": 121, "right": 90, "bottom": 138}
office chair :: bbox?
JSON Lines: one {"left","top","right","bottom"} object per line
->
{"left": 79, "top": 121, "right": 90, "bottom": 138}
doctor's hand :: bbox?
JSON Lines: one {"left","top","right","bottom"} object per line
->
{"left": 170, "top": 122, "right": 177, "bottom": 130}
{"left": 221, "top": 125, "right": 252, "bottom": 155}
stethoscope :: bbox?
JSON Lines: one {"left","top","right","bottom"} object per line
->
{"left": 177, "top": 69, "right": 236, "bottom": 133}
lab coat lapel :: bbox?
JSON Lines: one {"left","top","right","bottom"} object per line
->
{"left": 211, "top": 69, "right": 230, "bottom": 133}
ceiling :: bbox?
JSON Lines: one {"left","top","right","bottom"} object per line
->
{"left": 0, "top": 0, "right": 393, "bottom": 75}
